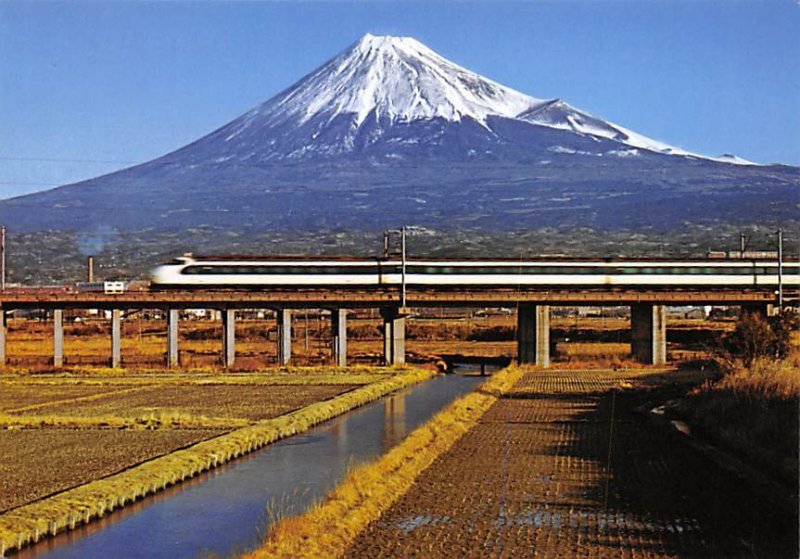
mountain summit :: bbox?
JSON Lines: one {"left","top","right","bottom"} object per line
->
{"left": 248, "top": 34, "right": 541, "bottom": 127}
{"left": 0, "top": 34, "right": 795, "bottom": 235}
{"left": 183, "top": 34, "right": 746, "bottom": 164}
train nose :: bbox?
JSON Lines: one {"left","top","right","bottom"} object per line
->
{"left": 149, "top": 265, "right": 173, "bottom": 284}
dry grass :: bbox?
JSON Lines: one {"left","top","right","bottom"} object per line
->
{"left": 0, "top": 411, "right": 249, "bottom": 430}
{"left": 676, "top": 349, "right": 800, "bottom": 483}
{"left": 246, "top": 366, "right": 525, "bottom": 559}
{"left": 0, "top": 365, "right": 394, "bottom": 386}
{"left": 716, "top": 353, "right": 800, "bottom": 399}
{"left": 0, "top": 367, "right": 433, "bottom": 555}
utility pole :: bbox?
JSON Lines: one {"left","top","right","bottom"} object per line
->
{"left": 739, "top": 232, "right": 747, "bottom": 256}
{"left": 401, "top": 226, "right": 407, "bottom": 308}
{"left": 777, "top": 228, "right": 783, "bottom": 311}
{"left": 1, "top": 225, "right": 6, "bottom": 291}
{"left": 382, "top": 228, "right": 408, "bottom": 308}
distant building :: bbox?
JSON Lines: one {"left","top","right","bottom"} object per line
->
{"left": 77, "top": 281, "right": 127, "bottom": 294}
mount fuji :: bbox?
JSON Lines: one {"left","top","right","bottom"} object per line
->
{"left": 1, "top": 34, "right": 796, "bottom": 236}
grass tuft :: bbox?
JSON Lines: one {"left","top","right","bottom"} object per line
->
{"left": 676, "top": 351, "right": 800, "bottom": 483}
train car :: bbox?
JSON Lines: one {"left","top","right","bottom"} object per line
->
{"left": 149, "top": 255, "right": 799, "bottom": 289}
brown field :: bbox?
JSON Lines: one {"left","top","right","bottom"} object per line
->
{"left": 9, "top": 383, "right": 357, "bottom": 421}
{"left": 0, "top": 384, "right": 123, "bottom": 412}
{"left": 0, "top": 429, "right": 219, "bottom": 513}
{"left": 0, "top": 368, "right": 385, "bottom": 521}
{"left": 346, "top": 368, "right": 797, "bottom": 558}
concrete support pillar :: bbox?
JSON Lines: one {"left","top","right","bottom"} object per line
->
{"left": 53, "top": 308, "right": 64, "bottom": 367}
{"left": 517, "top": 303, "right": 550, "bottom": 367}
{"left": 166, "top": 308, "right": 179, "bottom": 368}
{"left": 740, "top": 303, "right": 775, "bottom": 318}
{"left": 277, "top": 309, "right": 292, "bottom": 366}
{"left": 111, "top": 309, "right": 122, "bottom": 368}
{"left": 631, "top": 303, "right": 667, "bottom": 365}
{"left": 331, "top": 308, "right": 348, "bottom": 367}
{"left": 0, "top": 307, "right": 6, "bottom": 366}
{"left": 221, "top": 308, "right": 236, "bottom": 368}
{"left": 381, "top": 306, "right": 407, "bottom": 366}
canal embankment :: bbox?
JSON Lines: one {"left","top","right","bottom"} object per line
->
{"left": 248, "top": 365, "right": 524, "bottom": 558}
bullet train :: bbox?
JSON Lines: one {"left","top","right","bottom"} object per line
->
{"left": 149, "top": 255, "right": 799, "bottom": 289}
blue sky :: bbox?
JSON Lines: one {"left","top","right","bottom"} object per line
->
{"left": 1, "top": 1, "right": 798, "bottom": 199}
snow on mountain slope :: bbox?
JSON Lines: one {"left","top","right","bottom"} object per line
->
{"left": 212, "top": 34, "right": 755, "bottom": 165}
{"left": 239, "top": 34, "right": 545, "bottom": 129}
{"left": 517, "top": 99, "right": 753, "bottom": 165}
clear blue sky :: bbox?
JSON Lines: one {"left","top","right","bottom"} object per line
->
{"left": 1, "top": 1, "right": 798, "bottom": 199}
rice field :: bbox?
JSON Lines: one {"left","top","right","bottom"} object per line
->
{"left": 8, "top": 384, "right": 358, "bottom": 421}
{"left": 0, "top": 366, "right": 432, "bottom": 554}
{"left": 347, "top": 368, "right": 793, "bottom": 558}
{"left": 0, "top": 429, "right": 219, "bottom": 513}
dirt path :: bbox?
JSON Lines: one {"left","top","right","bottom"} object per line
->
{"left": 347, "top": 369, "right": 797, "bottom": 558}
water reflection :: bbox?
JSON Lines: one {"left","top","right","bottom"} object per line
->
{"left": 383, "top": 391, "right": 406, "bottom": 448}
{"left": 16, "top": 372, "right": 488, "bottom": 559}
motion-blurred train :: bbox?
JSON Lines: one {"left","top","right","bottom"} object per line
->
{"left": 150, "top": 255, "right": 799, "bottom": 289}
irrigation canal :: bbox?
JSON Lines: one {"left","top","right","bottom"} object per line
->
{"left": 15, "top": 367, "right": 490, "bottom": 559}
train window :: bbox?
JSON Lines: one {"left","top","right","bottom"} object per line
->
{"left": 181, "top": 266, "right": 200, "bottom": 275}
{"left": 407, "top": 266, "right": 428, "bottom": 274}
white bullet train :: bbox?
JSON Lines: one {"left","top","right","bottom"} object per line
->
{"left": 150, "top": 255, "right": 799, "bottom": 289}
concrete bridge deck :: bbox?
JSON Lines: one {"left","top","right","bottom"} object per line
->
{"left": 0, "top": 287, "right": 778, "bottom": 308}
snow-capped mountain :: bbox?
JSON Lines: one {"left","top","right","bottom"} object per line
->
{"left": 0, "top": 34, "right": 795, "bottom": 236}
{"left": 250, "top": 34, "right": 539, "bottom": 128}
{"left": 190, "top": 34, "right": 749, "bottom": 165}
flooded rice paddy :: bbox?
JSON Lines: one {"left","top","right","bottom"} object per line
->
{"left": 16, "top": 369, "right": 487, "bottom": 559}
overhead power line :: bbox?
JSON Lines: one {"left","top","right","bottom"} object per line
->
{"left": 0, "top": 156, "right": 140, "bottom": 165}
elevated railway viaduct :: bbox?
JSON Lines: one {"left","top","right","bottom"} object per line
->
{"left": 0, "top": 287, "right": 780, "bottom": 369}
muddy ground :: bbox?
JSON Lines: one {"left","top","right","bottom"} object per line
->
{"left": 348, "top": 369, "right": 798, "bottom": 558}
{"left": 0, "top": 429, "right": 220, "bottom": 513}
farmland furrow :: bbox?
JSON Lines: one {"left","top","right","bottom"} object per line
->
{"left": 347, "top": 369, "right": 797, "bottom": 558}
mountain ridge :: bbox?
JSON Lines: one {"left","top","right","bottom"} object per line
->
{"left": 0, "top": 33, "right": 795, "bottom": 237}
